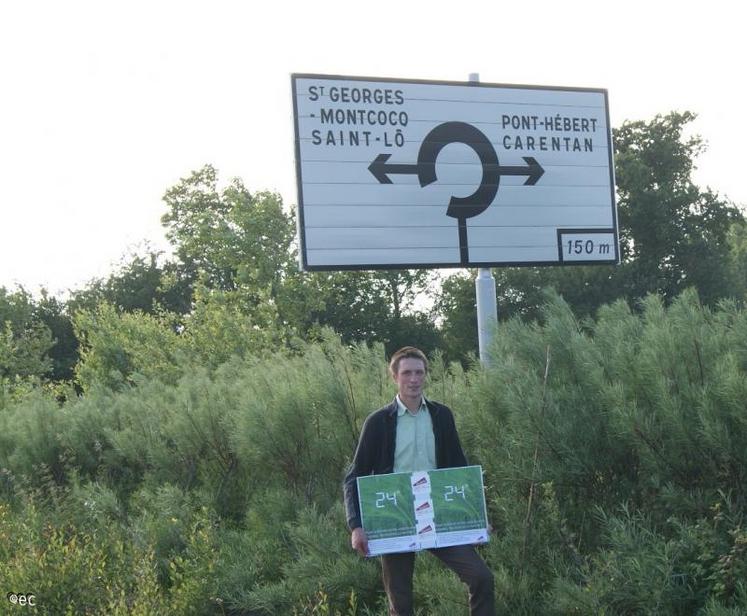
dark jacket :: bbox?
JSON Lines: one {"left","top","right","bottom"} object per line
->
{"left": 343, "top": 397, "right": 469, "bottom": 531}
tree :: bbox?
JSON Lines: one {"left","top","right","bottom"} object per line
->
{"left": 159, "top": 165, "right": 307, "bottom": 348}
{"left": 72, "top": 285, "right": 288, "bottom": 392}
{"left": 281, "top": 268, "right": 440, "bottom": 354}
{"left": 0, "top": 286, "right": 55, "bottom": 381}
{"left": 35, "top": 290, "right": 78, "bottom": 382}
{"left": 68, "top": 249, "right": 193, "bottom": 317}
{"left": 727, "top": 219, "right": 747, "bottom": 300}
{"left": 435, "top": 272, "right": 478, "bottom": 362}
{"left": 73, "top": 302, "right": 181, "bottom": 391}
{"left": 614, "top": 111, "right": 742, "bottom": 304}
{"left": 178, "top": 283, "right": 285, "bottom": 370}
{"left": 161, "top": 165, "right": 294, "bottom": 296}
{"left": 61, "top": 250, "right": 193, "bottom": 385}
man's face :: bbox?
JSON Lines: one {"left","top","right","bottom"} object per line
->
{"left": 393, "top": 357, "right": 426, "bottom": 401}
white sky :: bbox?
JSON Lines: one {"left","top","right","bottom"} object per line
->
{"left": 1, "top": 0, "right": 744, "bottom": 296}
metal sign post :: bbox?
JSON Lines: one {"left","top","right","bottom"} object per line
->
{"left": 469, "top": 73, "right": 498, "bottom": 366}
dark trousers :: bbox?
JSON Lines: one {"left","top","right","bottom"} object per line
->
{"left": 381, "top": 545, "right": 495, "bottom": 616}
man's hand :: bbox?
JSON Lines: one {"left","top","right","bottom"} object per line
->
{"left": 351, "top": 527, "right": 369, "bottom": 557}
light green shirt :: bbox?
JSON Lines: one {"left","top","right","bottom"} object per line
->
{"left": 393, "top": 395, "right": 437, "bottom": 473}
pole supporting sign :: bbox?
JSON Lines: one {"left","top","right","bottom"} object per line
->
{"left": 292, "top": 74, "right": 618, "bottom": 270}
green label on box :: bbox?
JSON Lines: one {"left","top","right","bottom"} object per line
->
{"left": 357, "top": 472, "right": 416, "bottom": 540}
{"left": 428, "top": 466, "right": 487, "bottom": 533}
{"left": 357, "top": 466, "right": 488, "bottom": 555}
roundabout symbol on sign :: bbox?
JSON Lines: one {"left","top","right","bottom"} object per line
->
{"left": 368, "top": 121, "right": 544, "bottom": 264}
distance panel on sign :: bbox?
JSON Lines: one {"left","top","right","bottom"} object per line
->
{"left": 292, "top": 74, "right": 619, "bottom": 270}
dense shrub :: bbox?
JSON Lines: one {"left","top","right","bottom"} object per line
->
{"left": 1, "top": 293, "right": 746, "bottom": 614}
{"left": 0, "top": 495, "right": 213, "bottom": 615}
{"left": 460, "top": 290, "right": 747, "bottom": 613}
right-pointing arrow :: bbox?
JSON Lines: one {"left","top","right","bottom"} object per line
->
{"left": 496, "top": 157, "right": 544, "bottom": 185}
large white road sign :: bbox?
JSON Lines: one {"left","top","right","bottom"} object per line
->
{"left": 292, "top": 74, "right": 618, "bottom": 270}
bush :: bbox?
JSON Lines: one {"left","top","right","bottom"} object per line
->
{"left": 0, "top": 499, "right": 164, "bottom": 615}
{"left": 3, "top": 293, "right": 747, "bottom": 613}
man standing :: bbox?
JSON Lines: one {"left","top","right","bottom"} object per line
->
{"left": 343, "top": 347, "right": 495, "bottom": 616}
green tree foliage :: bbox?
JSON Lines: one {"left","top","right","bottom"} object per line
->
{"left": 0, "top": 488, "right": 217, "bottom": 615}
{"left": 0, "top": 335, "right": 394, "bottom": 612}
{"left": 178, "top": 283, "right": 285, "bottom": 370}
{"left": 279, "top": 270, "right": 392, "bottom": 344}
{"left": 726, "top": 218, "right": 747, "bottom": 300}
{"left": 33, "top": 291, "right": 78, "bottom": 382}
{"left": 68, "top": 249, "right": 193, "bottom": 317}
{"left": 434, "top": 272, "right": 478, "bottom": 362}
{"left": 73, "top": 303, "right": 181, "bottom": 391}
{"left": 37, "top": 251, "right": 193, "bottom": 386}
{"left": 282, "top": 269, "right": 440, "bottom": 354}
{"left": 72, "top": 286, "right": 286, "bottom": 391}
{"left": 0, "top": 287, "right": 55, "bottom": 391}
{"left": 615, "top": 111, "right": 742, "bottom": 304}
{"left": 161, "top": 164, "right": 294, "bottom": 295}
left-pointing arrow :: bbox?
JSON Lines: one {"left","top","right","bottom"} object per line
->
{"left": 368, "top": 154, "right": 422, "bottom": 184}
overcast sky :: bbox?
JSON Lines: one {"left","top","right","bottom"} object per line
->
{"left": 1, "top": 0, "right": 744, "bottom": 296}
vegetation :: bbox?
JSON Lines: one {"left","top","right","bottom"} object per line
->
{"left": 1, "top": 111, "right": 746, "bottom": 613}
{"left": 2, "top": 296, "right": 747, "bottom": 614}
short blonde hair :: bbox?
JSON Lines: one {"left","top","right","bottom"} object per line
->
{"left": 389, "top": 346, "right": 428, "bottom": 377}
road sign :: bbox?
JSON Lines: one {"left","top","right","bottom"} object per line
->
{"left": 357, "top": 466, "right": 488, "bottom": 556}
{"left": 291, "top": 74, "right": 619, "bottom": 270}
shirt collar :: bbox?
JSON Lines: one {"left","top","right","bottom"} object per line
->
{"left": 396, "top": 394, "right": 427, "bottom": 417}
